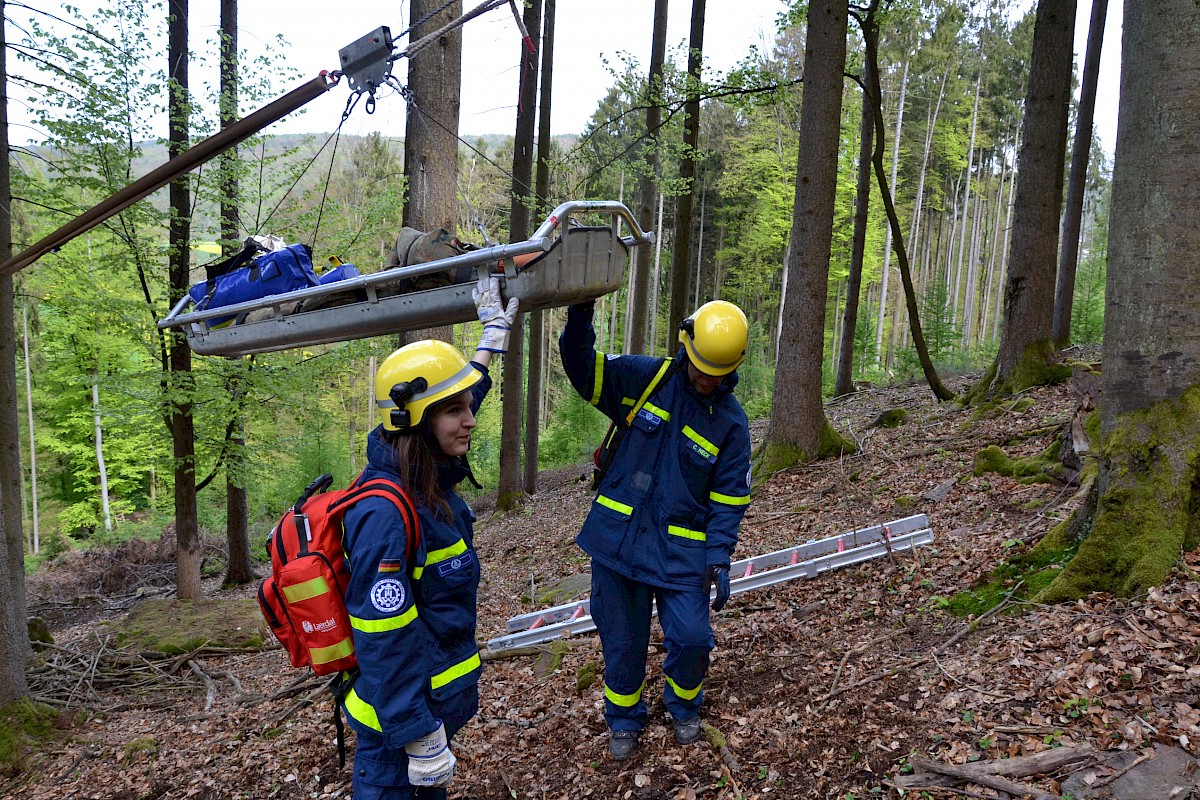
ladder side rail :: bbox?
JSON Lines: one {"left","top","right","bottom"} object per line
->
{"left": 488, "top": 529, "right": 935, "bottom": 651}
{"left": 730, "top": 513, "right": 928, "bottom": 579}
{"left": 502, "top": 514, "right": 930, "bottom": 631}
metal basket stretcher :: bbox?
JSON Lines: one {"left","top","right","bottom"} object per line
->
{"left": 158, "top": 200, "right": 654, "bottom": 357}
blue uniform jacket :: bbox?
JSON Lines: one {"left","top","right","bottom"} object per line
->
{"left": 559, "top": 305, "right": 752, "bottom": 591}
{"left": 339, "top": 365, "right": 490, "bottom": 751}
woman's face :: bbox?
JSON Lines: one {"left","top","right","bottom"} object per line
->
{"left": 429, "top": 390, "right": 477, "bottom": 457}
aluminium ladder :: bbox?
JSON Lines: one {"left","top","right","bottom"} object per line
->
{"left": 486, "top": 513, "right": 935, "bottom": 652}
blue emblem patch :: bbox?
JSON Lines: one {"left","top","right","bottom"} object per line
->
{"left": 437, "top": 550, "right": 475, "bottom": 578}
{"left": 636, "top": 407, "right": 663, "bottom": 428}
{"left": 370, "top": 578, "right": 406, "bottom": 613}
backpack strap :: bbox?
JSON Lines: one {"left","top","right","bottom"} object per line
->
{"left": 624, "top": 357, "right": 676, "bottom": 427}
{"left": 329, "top": 478, "right": 422, "bottom": 565}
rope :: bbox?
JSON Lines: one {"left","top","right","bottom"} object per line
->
{"left": 399, "top": 0, "right": 509, "bottom": 60}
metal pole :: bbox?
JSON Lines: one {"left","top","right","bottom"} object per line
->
{"left": 0, "top": 74, "right": 333, "bottom": 279}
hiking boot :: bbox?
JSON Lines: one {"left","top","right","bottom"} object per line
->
{"left": 609, "top": 729, "right": 639, "bottom": 761}
{"left": 673, "top": 716, "right": 702, "bottom": 745}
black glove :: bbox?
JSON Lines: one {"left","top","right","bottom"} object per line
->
{"left": 707, "top": 564, "right": 730, "bottom": 612}
{"left": 567, "top": 300, "right": 595, "bottom": 322}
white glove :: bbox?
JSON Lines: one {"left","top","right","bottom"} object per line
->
{"left": 405, "top": 721, "right": 456, "bottom": 788}
{"left": 473, "top": 273, "right": 519, "bottom": 353}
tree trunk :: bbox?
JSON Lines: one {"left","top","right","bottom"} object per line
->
{"left": 834, "top": 54, "right": 875, "bottom": 397}
{"left": 402, "top": 0, "right": 463, "bottom": 345}
{"left": 524, "top": 0, "right": 554, "bottom": 495}
{"left": 22, "top": 299, "right": 38, "bottom": 554}
{"left": 873, "top": 59, "right": 907, "bottom": 369}
{"left": 954, "top": 66, "right": 982, "bottom": 345}
{"left": 1051, "top": 0, "right": 1108, "bottom": 347}
{"left": 92, "top": 371, "right": 111, "bottom": 531}
{"left": 668, "top": 0, "right": 705, "bottom": 336}
{"left": 219, "top": 0, "right": 253, "bottom": 587}
{"left": 498, "top": 0, "right": 541, "bottom": 511}
{"left": 628, "top": 0, "right": 669, "bottom": 355}
{"left": 1039, "top": 0, "right": 1200, "bottom": 602}
{"left": 864, "top": 7, "right": 952, "bottom": 400}
{"left": 168, "top": 0, "right": 202, "bottom": 601}
{"left": 976, "top": 0, "right": 1076, "bottom": 400}
{"left": 0, "top": 0, "right": 31, "bottom": 702}
{"left": 650, "top": 193, "right": 664, "bottom": 353}
{"left": 758, "top": 0, "right": 854, "bottom": 475}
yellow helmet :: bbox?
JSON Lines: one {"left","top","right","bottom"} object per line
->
{"left": 678, "top": 300, "right": 749, "bottom": 376}
{"left": 375, "top": 340, "right": 481, "bottom": 431}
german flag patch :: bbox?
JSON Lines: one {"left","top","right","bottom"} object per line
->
{"left": 377, "top": 559, "right": 403, "bottom": 574}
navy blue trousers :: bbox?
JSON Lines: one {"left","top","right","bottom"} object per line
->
{"left": 590, "top": 561, "right": 714, "bottom": 731}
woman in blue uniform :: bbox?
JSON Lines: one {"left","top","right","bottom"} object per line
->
{"left": 339, "top": 275, "right": 516, "bottom": 799}
{"left": 559, "top": 299, "right": 753, "bottom": 761}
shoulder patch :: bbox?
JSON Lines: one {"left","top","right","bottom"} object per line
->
{"left": 370, "top": 578, "right": 406, "bottom": 613}
{"left": 377, "top": 559, "right": 403, "bottom": 573}
{"left": 606, "top": 353, "right": 620, "bottom": 360}
{"left": 746, "top": 467, "right": 753, "bottom": 488}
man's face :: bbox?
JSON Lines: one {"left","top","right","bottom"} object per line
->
{"left": 687, "top": 362, "right": 723, "bottom": 396}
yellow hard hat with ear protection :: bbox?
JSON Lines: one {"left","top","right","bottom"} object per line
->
{"left": 375, "top": 340, "right": 481, "bottom": 431}
{"left": 678, "top": 300, "right": 749, "bottom": 376}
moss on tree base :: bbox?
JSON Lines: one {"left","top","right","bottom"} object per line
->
{"left": 1037, "top": 387, "right": 1200, "bottom": 603}
{"left": 964, "top": 341, "right": 1071, "bottom": 406}
{"left": 751, "top": 420, "right": 856, "bottom": 486}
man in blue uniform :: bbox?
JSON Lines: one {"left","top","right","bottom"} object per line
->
{"left": 559, "top": 299, "right": 753, "bottom": 761}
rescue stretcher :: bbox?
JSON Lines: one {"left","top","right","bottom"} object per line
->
{"left": 158, "top": 200, "right": 653, "bottom": 357}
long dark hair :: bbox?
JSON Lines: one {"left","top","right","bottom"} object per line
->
{"left": 381, "top": 426, "right": 455, "bottom": 520}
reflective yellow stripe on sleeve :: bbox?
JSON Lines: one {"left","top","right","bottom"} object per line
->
{"left": 281, "top": 575, "right": 331, "bottom": 604}
{"left": 667, "top": 525, "right": 706, "bottom": 542}
{"left": 430, "top": 651, "right": 482, "bottom": 690}
{"left": 665, "top": 675, "right": 702, "bottom": 700}
{"left": 343, "top": 687, "right": 383, "bottom": 731}
{"left": 682, "top": 426, "right": 719, "bottom": 458}
{"left": 596, "top": 495, "right": 633, "bottom": 516}
{"left": 709, "top": 491, "right": 751, "bottom": 506}
{"left": 350, "top": 604, "right": 418, "bottom": 633}
{"left": 604, "top": 681, "right": 644, "bottom": 707}
{"left": 591, "top": 352, "right": 604, "bottom": 406}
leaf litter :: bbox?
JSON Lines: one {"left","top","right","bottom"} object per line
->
{"left": 10, "top": 366, "right": 1200, "bottom": 800}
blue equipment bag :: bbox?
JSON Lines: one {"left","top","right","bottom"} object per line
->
{"left": 188, "top": 243, "right": 320, "bottom": 328}
{"left": 318, "top": 263, "right": 360, "bottom": 285}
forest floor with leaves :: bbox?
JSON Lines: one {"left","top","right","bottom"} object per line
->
{"left": 9, "top": 357, "right": 1200, "bottom": 800}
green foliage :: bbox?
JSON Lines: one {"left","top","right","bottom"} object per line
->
{"left": 538, "top": 391, "right": 609, "bottom": 470}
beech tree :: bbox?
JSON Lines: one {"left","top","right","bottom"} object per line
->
{"left": 1038, "top": 0, "right": 1200, "bottom": 601}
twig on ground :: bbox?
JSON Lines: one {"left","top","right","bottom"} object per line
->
{"left": 187, "top": 659, "right": 217, "bottom": 711}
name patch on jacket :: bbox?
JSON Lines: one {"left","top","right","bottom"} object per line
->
{"left": 687, "top": 441, "right": 717, "bottom": 464}
{"left": 377, "top": 559, "right": 403, "bottom": 574}
{"left": 437, "top": 550, "right": 475, "bottom": 578}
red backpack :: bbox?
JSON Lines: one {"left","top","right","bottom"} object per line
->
{"left": 257, "top": 472, "right": 420, "bottom": 676}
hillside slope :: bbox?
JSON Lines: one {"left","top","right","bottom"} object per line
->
{"left": 10, "top": 370, "right": 1200, "bottom": 800}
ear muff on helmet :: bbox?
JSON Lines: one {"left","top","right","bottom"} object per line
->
{"left": 387, "top": 377, "right": 429, "bottom": 430}
{"left": 678, "top": 300, "right": 749, "bottom": 377}
{"left": 375, "top": 340, "right": 482, "bottom": 431}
